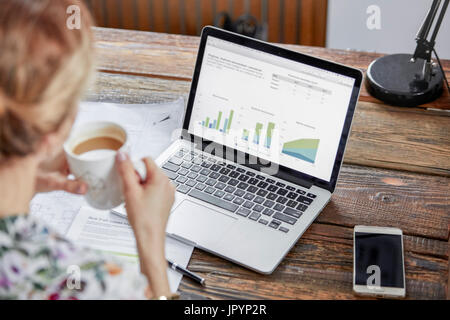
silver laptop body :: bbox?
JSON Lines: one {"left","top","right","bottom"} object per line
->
{"left": 155, "top": 27, "right": 362, "bottom": 274}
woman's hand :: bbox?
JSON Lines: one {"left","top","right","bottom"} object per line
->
{"left": 35, "top": 151, "right": 87, "bottom": 195}
{"left": 116, "top": 151, "right": 174, "bottom": 298}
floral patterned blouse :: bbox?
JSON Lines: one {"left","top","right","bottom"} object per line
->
{"left": 0, "top": 214, "right": 148, "bottom": 300}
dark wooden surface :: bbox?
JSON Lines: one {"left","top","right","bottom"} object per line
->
{"left": 88, "top": 27, "right": 450, "bottom": 300}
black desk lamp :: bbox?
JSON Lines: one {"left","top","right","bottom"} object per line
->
{"left": 366, "top": 0, "right": 449, "bottom": 107}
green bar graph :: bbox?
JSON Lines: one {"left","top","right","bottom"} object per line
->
{"left": 242, "top": 129, "right": 249, "bottom": 141}
{"left": 226, "top": 110, "right": 234, "bottom": 133}
{"left": 201, "top": 109, "right": 234, "bottom": 133}
{"left": 253, "top": 122, "right": 263, "bottom": 144}
{"left": 216, "top": 111, "right": 222, "bottom": 130}
{"left": 265, "top": 122, "right": 275, "bottom": 148}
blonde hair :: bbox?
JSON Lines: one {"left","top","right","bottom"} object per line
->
{"left": 0, "top": 0, "right": 94, "bottom": 161}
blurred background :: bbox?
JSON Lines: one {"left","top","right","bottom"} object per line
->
{"left": 83, "top": 0, "right": 450, "bottom": 58}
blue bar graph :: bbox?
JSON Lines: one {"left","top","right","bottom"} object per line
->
{"left": 223, "top": 119, "right": 228, "bottom": 133}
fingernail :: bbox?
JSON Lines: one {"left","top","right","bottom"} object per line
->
{"left": 117, "top": 151, "right": 127, "bottom": 162}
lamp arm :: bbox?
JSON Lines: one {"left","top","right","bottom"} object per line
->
{"left": 411, "top": 0, "right": 448, "bottom": 63}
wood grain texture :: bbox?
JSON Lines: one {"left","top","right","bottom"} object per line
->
{"left": 267, "top": 0, "right": 281, "bottom": 43}
{"left": 299, "top": 0, "right": 327, "bottom": 46}
{"left": 345, "top": 102, "right": 450, "bottom": 176}
{"left": 136, "top": 0, "right": 151, "bottom": 30}
{"left": 121, "top": 0, "right": 136, "bottom": 29}
{"left": 283, "top": 0, "right": 298, "bottom": 44}
{"left": 87, "top": 0, "right": 106, "bottom": 26}
{"left": 92, "top": 27, "right": 450, "bottom": 110}
{"left": 87, "top": 29, "right": 449, "bottom": 300}
{"left": 104, "top": 0, "right": 121, "bottom": 28}
{"left": 249, "top": 0, "right": 263, "bottom": 21}
{"left": 320, "top": 165, "right": 450, "bottom": 240}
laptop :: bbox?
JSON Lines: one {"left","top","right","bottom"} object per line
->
{"left": 118, "top": 26, "right": 363, "bottom": 274}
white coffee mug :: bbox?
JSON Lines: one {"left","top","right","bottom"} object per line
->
{"left": 64, "top": 121, "right": 146, "bottom": 210}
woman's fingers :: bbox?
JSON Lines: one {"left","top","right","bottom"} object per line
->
{"left": 61, "top": 177, "right": 88, "bottom": 194}
{"left": 35, "top": 172, "right": 87, "bottom": 194}
{"left": 116, "top": 151, "right": 140, "bottom": 195}
{"left": 142, "top": 157, "right": 160, "bottom": 184}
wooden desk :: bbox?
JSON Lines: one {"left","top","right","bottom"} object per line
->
{"left": 88, "top": 27, "right": 450, "bottom": 300}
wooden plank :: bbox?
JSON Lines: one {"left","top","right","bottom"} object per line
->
{"left": 215, "top": 0, "right": 229, "bottom": 14}
{"left": 283, "top": 0, "right": 298, "bottom": 44}
{"left": 321, "top": 164, "right": 450, "bottom": 240}
{"left": 232, "top": 0, "right": 245, "bottom": 19}
{"left": 249, "top": 0, "right": 262, "bottom": 21}
{"left": 149, "top": 0, "right": 166, "bottom": 32}
{"left": 345, "top": 101, "right": 450, "bottom": 176}
{"left": 136, "top": 0, "right": 151, "bottom": 30}
{"left": 313, "top": 0, "right": 328, "bottom": 47}
{"left": 182, "top": 0, "right": 199, "bottom": 35}
{"left": 298, "top": 0, "right": 327, "bottom": 46}
{"left": 93, "top": 28, "right": 199, "bottom": 79}
{"left": 104, "top": 0, "right": 121, "bottom": 28}
{"left": 121, "top": 0, "right": 136, "bottom": 29}
{"left": 267, "top": 0, "right": 280, "bottom": 42}
{"left": 88, "top": 0, "right": 106, "bottom": 26}
{"left": 167, "top": 0, "right": 182, "bottom": 34}
{"left": 214, "top": 0, "right": 231, "bottom": 29}
{"left": 85, "top": 72, "right": 191, "bottom": 104}
{"left": 200, "top": 0, "right": 215, "bottom": 29}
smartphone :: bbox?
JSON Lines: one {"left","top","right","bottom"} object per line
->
{"left": 353, "top": 226, "right": 405, "bottom": 298}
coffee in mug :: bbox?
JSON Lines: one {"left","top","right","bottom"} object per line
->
{"left": 73, "top": 136, "right": 124, "bottom": 156}
{"left": 64, "top": 121, "right": 146, "bottom": 210}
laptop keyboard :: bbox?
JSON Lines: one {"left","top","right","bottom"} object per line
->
{"left": 161, "top": 147, "right": 317, "bottom": 234}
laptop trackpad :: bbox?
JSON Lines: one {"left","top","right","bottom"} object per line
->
{"left": 167, "top": 200, "right": 236, "bottom": 248}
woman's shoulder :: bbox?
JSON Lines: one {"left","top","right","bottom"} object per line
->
{"left": 0, "top": 214, "right": 148, "bottom": 300}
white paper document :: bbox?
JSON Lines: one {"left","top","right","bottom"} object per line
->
{"left": 31, "top": 98, "right": 185, "bottom": 235}
{"left": 67, "top": 207, "right": 194, "bottom": 293}
{"left": 73, "top": 98, "right": 185, "bottom": 160}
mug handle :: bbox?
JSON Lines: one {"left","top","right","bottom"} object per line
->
{"left": 110, "top": 160, "right": 147, "bottom": 219}
{"left": 133, "top": 160, "right": 148, "bottom": 181}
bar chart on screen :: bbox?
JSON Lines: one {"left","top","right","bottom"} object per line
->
{"left": 240, "top": 121, "right": 276, "bottom": 149}
{"left": 199, "top": 109, "right": 234, "bottom": 134}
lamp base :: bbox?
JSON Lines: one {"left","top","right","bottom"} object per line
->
{"left": 366, "top": 53, "right": 443, "bottom": 107}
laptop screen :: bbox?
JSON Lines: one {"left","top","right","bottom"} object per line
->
{"left": 188, "top": 36, "right": 355, "bottom": 182}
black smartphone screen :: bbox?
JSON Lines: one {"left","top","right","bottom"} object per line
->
{"left": 355, "top": 232, "right": 404, "bottom": 288}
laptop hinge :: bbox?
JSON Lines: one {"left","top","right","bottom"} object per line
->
{"left": 271, "top": 168, "right": 313, "bottom": 190}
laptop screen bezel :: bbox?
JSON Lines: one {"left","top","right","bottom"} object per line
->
{"left": 182, "top": 26, "right": 363, "bottom": 193}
